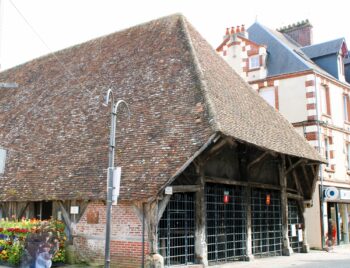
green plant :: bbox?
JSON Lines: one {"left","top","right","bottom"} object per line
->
{"left": 7, "top": 242, "right": 23, "bottom": 266}
{"left": 52, "top": 248, "right": 66, "bottom": 263}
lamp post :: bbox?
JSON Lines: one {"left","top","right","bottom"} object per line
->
{"left": 103, "top": 89, "right": 130, "bottom": 268}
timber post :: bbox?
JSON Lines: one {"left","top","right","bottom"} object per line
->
{"left": 195, "top": 160, "right": 208, "bottom": 267}
{"left": 300, "top": 202, "right": 310, "bottom": 253}
{"left": 145, "top": 201, "right": 164, "bottom": 268}
{"left": 279, "top": 155, "right": 293, "bottom": 256}
{"left": 245, "top": 186, "right": 254, "bottom": 260}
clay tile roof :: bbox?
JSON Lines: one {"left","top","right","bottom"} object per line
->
{"left": 0, "top": 14, "right": 323, "bottom": 202}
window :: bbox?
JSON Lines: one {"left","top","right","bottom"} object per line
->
{"left": 338, "top": 56, "right": 344, "bottom": 75}
{"left": 324, "top": 137, "right": 330, "bottom": 167}
{"left": 347, "top": 143, "right": 350, "bottom": 170}
{"left": 0, "top": 148, "right": 6, "bottom": 174}
{"left": 343, "top": 94, "right": 350, "bottom": 122}
{"left": 259, "top": 87, "right": 276, "bottom": 108}
{"left": 321, "top": 85, "right": 331, "bottom": 115}
{"left": 249, "top": 55, "right": 260, "bottom": 69}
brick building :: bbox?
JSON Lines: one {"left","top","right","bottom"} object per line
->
{"left": 217, "top": 20, "right": 350, "bottom": 249}
{"left": 0, "top": 15, "right": 323, "bottom": 267}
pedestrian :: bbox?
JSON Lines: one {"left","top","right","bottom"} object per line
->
{"left": 326, "top": 219, "right": 335, "bottom": 252}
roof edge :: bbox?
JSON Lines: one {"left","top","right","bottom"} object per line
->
{"left": 179, "top": 15, "right": 220, "bottom": 131}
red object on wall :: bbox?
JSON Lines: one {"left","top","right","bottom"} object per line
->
{"left": 266, "top": 194, "right": 271, "bottom": 205}
{"left": 223, "top": 191, "right": 230, "bottom": 204}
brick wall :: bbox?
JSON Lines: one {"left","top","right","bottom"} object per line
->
{"left": 73, "top": 201, "right": 149, "bottom": 267}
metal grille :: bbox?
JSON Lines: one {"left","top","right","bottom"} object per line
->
{"left": 158, "top": 193, "right": 195, "bottom": 267}
{"left": 206, "top": 184, "right": 247, "bottom": 264}
{"left": 288, "top": 199, "right": 303, "bottom": 253}
{"left": 251, "top": 188, "right": 282, "bottom": 257}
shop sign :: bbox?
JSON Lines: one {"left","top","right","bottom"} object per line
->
{"left": 340, "top": 189, "right": 350, "bottom": 200}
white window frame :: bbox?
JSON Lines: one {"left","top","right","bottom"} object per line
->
{"left": 324, "top": 137, "right": 330, "bottom": 167}
{"left": 344, "top": 95, "right": 349, "bottom": 122}
{"left": 249, "top": 55, "right": 260, "bottom": 69}
{"left": 347, "top": 143, "right": 350, "bottom": 170}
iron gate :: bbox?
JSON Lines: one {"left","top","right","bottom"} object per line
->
{"left": 158, "top": 193, "right": 195, "bottom": 266}
{"left": 251, "top": 188, "right": 282, "bottom": 257}
{"left": 288, "top": 199, "right": 303, "bottom": 253}
{"left": 206, "top": 184, "right": 247, "bottom": 264}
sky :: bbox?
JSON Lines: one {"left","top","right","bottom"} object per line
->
{"left": 1, "top": 0, "right": 350, "bottom": 70}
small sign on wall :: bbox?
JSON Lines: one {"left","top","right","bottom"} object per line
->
{"left": 70, "top": 206, "right": 79, "bottom": 215}
{"left": 291, "top": 224, "right": 297, "bottom": 237}
{"left": 298, "top": 229, "right": 303, "bottom": 242}
{"left": 87, "top": 210, "right": 99, "bottom": 224}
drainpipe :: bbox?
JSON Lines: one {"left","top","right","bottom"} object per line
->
{"left": 314, "top": 74, "right": 325, "bottom": 249}
{"left": 142, "top": 203, "right": 145, "bottom": 268}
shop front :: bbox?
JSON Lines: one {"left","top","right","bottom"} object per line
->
{"left": 324, "top": 187, "right": 350, "bottom": 245}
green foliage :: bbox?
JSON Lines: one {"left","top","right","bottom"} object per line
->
{"left": 7, "top": 242, "right": 23, "bottom": 266}
{"left": 0, "top": 219, "right": 67, "bottom": 266}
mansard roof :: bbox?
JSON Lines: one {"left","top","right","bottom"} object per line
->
{"left": 301, "top": 38, "right": 347, "bottom": 59}
{"left": 248, "top": 22, "right": 349, "bottom": 85}
{"left": 0, "top": 14, "right": 323, "bottom": 202}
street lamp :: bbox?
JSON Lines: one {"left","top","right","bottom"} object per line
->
{"left": 103, "top": 89, "right": 130, "bottom": 268}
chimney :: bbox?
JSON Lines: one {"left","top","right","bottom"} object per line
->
{"left": 223, "top": 27, "right": 230, "bottom": 40}
{"left": 237, "top": 24, "right": 248, "bottom": 39}
{"left": 278, "top": 19, "right": 313, "bottom": 46}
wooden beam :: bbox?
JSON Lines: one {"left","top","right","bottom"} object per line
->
{"left": 205, "top": 177, "right": 248, "bottom": 187}
{"left": 247, "top": 151, "right": 269, "bottom": 170}
{"left": 58, "top": 201, "right": 73, "bottom": 236}
{"left": 171, "top": 185, "right": 201, "bottom": 193}
{"left": 287, "top": 192, "right": 304, "bottom": 200}
{"left": 301, "top": 164, "right": 312, "bottom": 194}
{"left": 205, "top": 176, "right": 281, "bottom": 191}
{"left": 17, "top": 202, "right": 30, "bottom": 220}
{"left": 310, "top": 164, "right": 320, "bottom": 198}
{"left": 157, "top": 195, "right": 171, "bottom": 224}
{"left": 279, "top": 155, "right": 293, "bottom": 255}
{"left": 285, "top": 159, "right": 305, "bottom": 175}
{"left": 204, "top": 138, "right": 227, "bottom": 160}
{"left": 288, "top": 157, "right": 304, "bottom": 196}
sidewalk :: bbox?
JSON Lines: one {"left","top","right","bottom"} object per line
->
{"left": 215, "top": 244, "right": 350, "bottom": 268}
{"left": 0, "top": 245, "right": 349, "bottom": 267}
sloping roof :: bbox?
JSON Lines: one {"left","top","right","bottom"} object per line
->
{"left": 0, "top": 14, "right": 323, "bottom": 202}
{"left": 301, "top": 38, "right": 346, "bottom": 59}
{"left": 248, "top": 22, "right": 310, "bottom": 76}
{"left": 247, "top": 23, "right": 349, "bottom": 83}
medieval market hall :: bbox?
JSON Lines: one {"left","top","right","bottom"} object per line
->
{"left": 0, "top": 14, "right": 324, "bottom": 267}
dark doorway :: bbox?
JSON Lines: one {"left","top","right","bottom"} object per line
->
{"left": 251, "top": 188, "right": 282, "bottom": 257}
{"left": 206, "top": 184, "right": 247, "bottom": 264}
{"left": 158, "top": 193, "right": 195, "bottom": 267}
{"left": 34, "top": 201, "right": 53, "bottom": 220}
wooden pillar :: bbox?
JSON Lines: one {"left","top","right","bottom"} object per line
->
{"left": 299, "top": 201, "right": 310, "bottom": 253}
{"left": 245, "top": 186, "right": 254, "bottom": 260}
{"left": 195, "top": 162, "right": 208, "bottom": 267}
{"left": 279, "top": 156, "right": 293, "bottom": 256}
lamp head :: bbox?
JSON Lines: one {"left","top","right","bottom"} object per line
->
{"left": 103, "top": 88, "right": 113, "bottom": 107}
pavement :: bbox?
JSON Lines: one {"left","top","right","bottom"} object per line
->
{"left": 0, "top": 245, "right": 349, "bottom": 267}
{"left": 214, "top": 244, "right": 350, "bottom": 268}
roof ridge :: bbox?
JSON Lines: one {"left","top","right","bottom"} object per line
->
{"left": 302, "top": 37, "right": 345, "bottom": 48}
{"left": 178, "top": 15, "right": 219, "bottom": 131}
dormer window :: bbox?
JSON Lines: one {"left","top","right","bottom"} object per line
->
{"left": 249, "top": 55, "right": 260, "bottom": 69}
{"left": 338, "top": 55, "right": 344, "bottom": 75}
